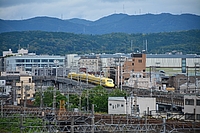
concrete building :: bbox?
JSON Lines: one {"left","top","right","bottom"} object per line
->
{"left": 78, "top": 55, "right": 101, "bottom": 74}
{"left": 65, "top": 54, "right": 79, "bottom": 68}
{"left": 183, "top": 95, "right": 200, "bottom": 122}
{"left": 3, "top": 48, "right": 29, "bottom": 57}
{"left": 16, "top": 76, "right": 35, "bottom": 104}
{"left": 108, "top": 96, "right": 156, "bottom": 117}
{"left": 146, "top": 54, "right": 200, "bottom": 74}
{"left": 124, "top": 72, "right": 151, "bottom": 89}
{"left": 4, "top": 54, "right": 65, "bottom": 72}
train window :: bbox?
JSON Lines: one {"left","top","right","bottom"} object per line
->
{"left": 197, "top": 100, "right": 200, "bottom": 106}
{"left": 185, "top": 99, "right": 194, "bottom": 105}
{"left": 197, "top": 114, "right": 200, "bottom": 120}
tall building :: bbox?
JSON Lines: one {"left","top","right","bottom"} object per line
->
{"left": 115, "top": 53, "right": 146, "bottom": 87}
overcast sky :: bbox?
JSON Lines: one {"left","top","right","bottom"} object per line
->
{"left": 0, "top": 0, "right": 199, "bottom": 21}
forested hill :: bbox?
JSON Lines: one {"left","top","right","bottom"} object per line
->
{"left": 0, "top": 30, "right": 200, "bottom": 56}
{"left": 0, "top": 13, "right": 200, "bottom": 34}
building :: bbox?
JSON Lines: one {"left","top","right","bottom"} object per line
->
{"left": 108, "top": 96, "right": 156, "bottom": 117}
{"left": 78, "top": 55, "right": 101, "bottom": 74}
{"left": 4, "top": 54, "right": 65, "bottom": 72}
{"left": 146, "top": 54, "right": 200, "bottom": 74}
{"left": 183, "top": 95, "right": 200, "bottom": 122}
{"left": 113, "top": 53, "right": 146, "bottom": 88}
{"left": 124, "top": 72, "right": 151, "bottom": 89}
{"left": 65, "top": 54, "right": 79, "bottom": 68}
{"left": 15, "top": 76, "right": 35, "bottom": 105}
{"left": 3, "top": 48, "right": 29, "bottom": 57}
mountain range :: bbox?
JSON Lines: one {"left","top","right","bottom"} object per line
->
{"left": 1, "top": 13, "right": 200, "bottom": 34}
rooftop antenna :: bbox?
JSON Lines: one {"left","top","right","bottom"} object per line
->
{"left": 61, "top": 14, "right": 63, "bottom": 20}
{"left": 123, "top": 4, "right": 125, "bottom": 14}
{"left": 18, "top": 44, "right": 20, "bottom": 50}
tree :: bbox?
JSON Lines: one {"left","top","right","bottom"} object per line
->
{"left": 34, "top": 87, "right": 67, "bottom": 108}
{"left": 81, "top": 86, "right": 127, "bottom": 113}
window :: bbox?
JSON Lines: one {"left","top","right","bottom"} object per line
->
{"left": 42, "top": 59, "right": 48, "bottom": 62}
{"left": 132, "top": 63, "right": 134, "bottom": 66}
{"left": 49, "top": 59, "right": 54, "bottom": 62}
{"left": 26, "top": 64, "right": 32, "bottom": 67}
{"left": 185, "top": 99, "right": 194, "bottom": 105}
{"left": 196, "top": 100, "right": 200, "bottom": 106}
{"left": 185, "top": 113, "right": 195, "bottom": 120}
{"left": 121, "top": 104, "right": 124, "bottom": 107}
{"left": 29, "top": 78, "right": 31, "bottom": 83}
{"left": 58, "top": 59, "right": 63, "bottom": 62}
{"left": 138, "top": 60, "right": 142, "bottom": 63}
{"left": 132, "top": 105, "right": 139, "bottom": 112}
{"left": 197, "top": 114, "right": 200, "bottom": 120}
{"left": 16, "top": 59, "right": 24, "bottom": 62}
{"left": 109, "top": 103, "right": 112, "bottom": 106}
{"left": 33, "top": 59, "right": 40, "bottom": 62}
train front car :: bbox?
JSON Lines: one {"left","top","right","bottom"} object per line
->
{"left": 104, "top": 78, "right": 115, "bottom": 88}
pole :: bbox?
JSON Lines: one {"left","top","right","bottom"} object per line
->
{"left": 91, "top": 104, "right": 95, "bottom": 133}
{"left": 120, "top": 63, "right": 123, "bottom": 91}
{"left": 117, "top": 65, "right": 119, "bottom": 88}
{"left": 40, "top": 79, "right": 43, "bottom": 109}
{"left": 100, "top": 71, "right": 101, "bottom": 86}
{"left": 163, "top": 118, "right": 166, "bottom": 133}
{"left": 195, "top": 63, "right": 198, "bottom": 93}
{"left": 134, "top": 94, "right": 137, "bottom": 117}
{"left": 87, "top": 90, "right": 89, "bottom": 112}
{"left": 20, "top": 81, "right": 23, "bottom": 133}
{"left": 187, "top": 66, "right": 189, "bottom": 93}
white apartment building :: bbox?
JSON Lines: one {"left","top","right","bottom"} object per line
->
{"left": 78, "top": 55, "right": 101, "bottom": 73}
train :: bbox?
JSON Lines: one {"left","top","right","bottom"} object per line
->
{"left": 67, "top": 72, "right": 115, "bottom": 88}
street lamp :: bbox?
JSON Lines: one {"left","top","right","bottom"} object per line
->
{"left": 53, "top": 59, "right": 59, "bottom": 122}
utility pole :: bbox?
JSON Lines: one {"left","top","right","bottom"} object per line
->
{"left": 91, "top": 104, "right": 95, "bottom": 133}
{"left": 40, "top": 79, "right": 43, "bottom": 109}
{"left": 120, "top": 63, "right": 123, "bottom": 91}
{"left": 20, "top": 81, "right": 23, "bottom": 133}
{"left": 134, "top": 94, "right": 137, "bottom": 117}
{"left": 87, "top": 89, "right": 89, "bottom": 112}
{"left": 194, "top": 63, "right": 199, "bottom": 93}
{"left": 187, "top": 66, "right": 189, "bottom": 93}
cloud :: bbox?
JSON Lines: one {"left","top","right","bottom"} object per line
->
{"left": 0, "top": 0, "right": 199, "bottom": 21}
{"left": 0, "top": 0, "right": 57, "bottom": 7}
